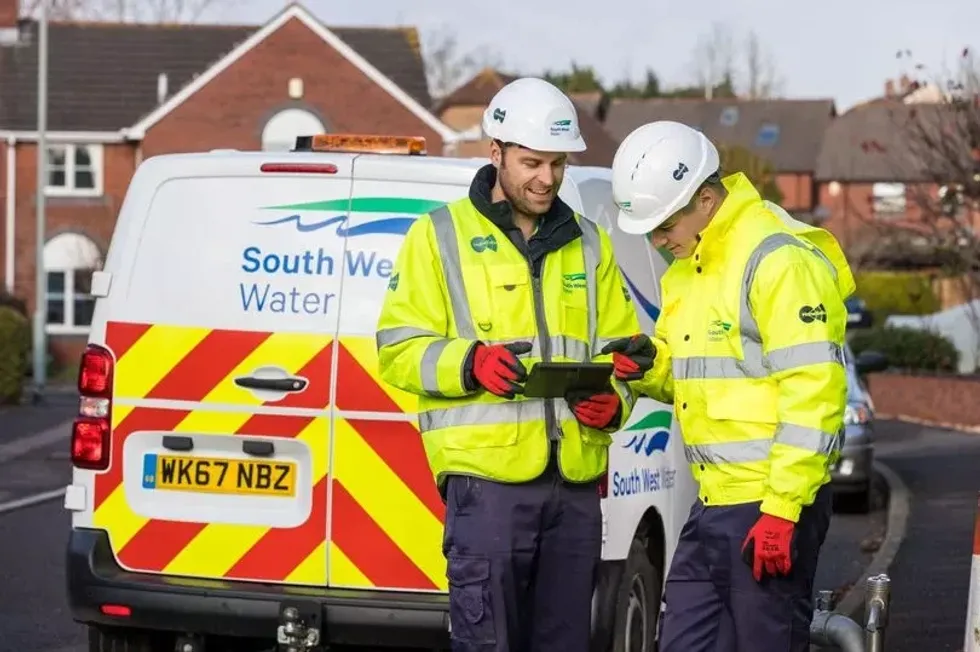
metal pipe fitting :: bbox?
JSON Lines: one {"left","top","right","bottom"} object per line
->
{"left": 865, "top": 574, "right": 892, "bottom": 652}
{"left": 810, "top": 609, "right": 866, "bottom": 652}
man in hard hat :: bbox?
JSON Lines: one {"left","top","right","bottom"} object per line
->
{"left": 375, "top": 77, "right": 641, "bottom": 651}
{"left": 601, "top": 120, "right": 855, "bottom": 651}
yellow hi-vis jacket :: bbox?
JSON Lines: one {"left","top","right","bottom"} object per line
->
{"left": 635, "top": 173, "right": 856, "bottom": 522}
{"left": 376, "top": 194, "right": 640, "bottom": 487}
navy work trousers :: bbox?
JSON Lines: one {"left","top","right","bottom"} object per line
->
{"left": 441, "top": 459, "right": 601, "bottom": 652}
{"left": 659, "top": 485, "right": 833, "bottom": 652}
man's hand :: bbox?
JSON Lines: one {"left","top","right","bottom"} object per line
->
{"left": 600, "top": 335, "right": 656, "bottom": 381}
{"left": 741, "top": 513, "right": 796, "bottom": 582}
{"left": 471, "top": 342, "right": 533, "bottom": 399}
{"left": 566, "top": 389, "right": 621, "bottom": 429}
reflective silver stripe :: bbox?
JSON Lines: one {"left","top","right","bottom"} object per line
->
{"left": 686, "top": 439, "right": 771, "bottom": 465}
{"left": 685, "top": 425, "right": 841, "bottom": 465}
{"left": 419, "top": 399, "right": 579, "bottom": 432}
{"left": 578, "top": 216, "right": 601, "bottom": 357}
{"left": 766, "top": 341, "right": 844, "bottom": 374}
{"left": 420, "top": 339, "right": 451, "bottom": 397}
{"left": 430, "top": 206, "right": 476, "bottom": 340}
{"left": 490, "top": 335, "right": 589, "bottom": 362}
{"left": 376, "top": 326, "right": 442, "bottom": 349}
{"left": 674, "top": 234, "right": 844, "bottom": 381}
{"left": 774, "top": 423, "right": 841, "bottom": 455}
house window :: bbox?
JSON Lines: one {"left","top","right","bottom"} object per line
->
{"left": 42, "top": 232, "right": 101, "bottom": 334}
{"left": 261, "top": 109, "right": 326, "bottom": 152}
{"left": 872, "top": 182, "right": 907, "bottom": 217}
{"left": 756, "top": 123, "right": 780, "bottom": 147}
{"left": 45, "top": 144, "right": 103, "bottom": 197}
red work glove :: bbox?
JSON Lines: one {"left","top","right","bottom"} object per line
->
{"left": 470, "top": 341, "right": 532, "bottom": 399}
{"left": 600, "top": 335, "right": 656, "bottom": 381}
{"left": 741, "top": 513, "right": 796, "bottom": 582}
{"left": 566, "top": 389, "right": 621, "bottom": 429}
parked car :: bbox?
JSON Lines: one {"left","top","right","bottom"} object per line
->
{"left": 845, "top": 295, "right": 874, "bottom": 329}
{"left": 831, "top": 344, "right": 889, "bottom": 511}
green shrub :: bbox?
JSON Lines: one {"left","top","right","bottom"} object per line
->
{"left": 849, "top": 325, "right": 959, "bottom": 373}
{"left": 0, "top": 306, "right": 30, "bottom": 404}
{"left": 854, "top": 270, "right": 941, "bottom": 323}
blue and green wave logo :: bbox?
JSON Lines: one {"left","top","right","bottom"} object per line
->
{"left": 253, "top": 196, "right": 445, "bottom": 236}
{"left": 623, "top": 410, "right": 672, "bottom": 456}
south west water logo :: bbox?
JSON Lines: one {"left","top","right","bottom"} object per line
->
{"left": 622, "top": 410, "right": 672, "bottom": 456}
{"left": 470, "top": 234, "right": 498, "bottom": 253}
{"left": 251, "top": 197, "right": 448, "bottom": 236}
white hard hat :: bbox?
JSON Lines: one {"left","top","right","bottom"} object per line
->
{"left": 482, "top": 77, "right": 587, "bottom": 153}
{"left": 611, "top": 120, "right": 720, "bottom": 235}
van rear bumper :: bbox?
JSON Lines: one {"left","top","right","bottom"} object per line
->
{"left": 66, "top": 528, "right": 450, "bottom": 648}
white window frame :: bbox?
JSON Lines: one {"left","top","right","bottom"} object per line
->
{"left": 872, "top": 182, "right": 907, "bottom": 218}
{"left": 261, "top": 109, "right": 326, "bottom": 152}
{"left": 43, "top": 232, "right": 101, "bottom": 335}
{"left": 45, "top": 143, "right": 104, "bottom": 198}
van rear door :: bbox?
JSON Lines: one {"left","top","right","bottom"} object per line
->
{"left": 87, "top": 153, "right": 349, "bottom": 586}
{"left": 326, "top": 155, "right": 476, "bottom": 593}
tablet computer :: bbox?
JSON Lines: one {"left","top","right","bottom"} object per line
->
{"left": 522, "top": 362, "right": 614, "bottom": 399}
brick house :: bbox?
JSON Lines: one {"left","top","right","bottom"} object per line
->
{"left": 434, "top": 68, "right": 620, "bottom": 167}
{"left": 0, "top": 0, "right": 459, "bottom": 364}
{"left": 596, "top": 97, "right": 838, "bottom": 215}
{"left": 814, "top": 91, "right": 980, "bottom": 253}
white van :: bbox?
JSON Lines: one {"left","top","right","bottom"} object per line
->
{"left": 63, "top": 135, "right": 697, "bottom": 652}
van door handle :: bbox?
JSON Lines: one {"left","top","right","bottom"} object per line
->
{"left": 233, "top": 376, "right": 308, "bottom": 393}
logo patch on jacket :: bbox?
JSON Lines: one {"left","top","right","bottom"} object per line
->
{"left": 388, "top": 272, "right": 400, "bottom": 291}
{"left": 562, "top": 272, "right": 586, "bottom": 292}
{"left": 470, "top": 235, "right": 498, "bottom": 253}
{"left": 707, "top": 319, "right": 732, "bottom": 342}
{"left": 798, "top": 304, "right": 827, "bottom": 324}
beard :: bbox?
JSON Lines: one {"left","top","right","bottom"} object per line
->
{"left": 499, "top": 168, "right": 556, "bottom": 217}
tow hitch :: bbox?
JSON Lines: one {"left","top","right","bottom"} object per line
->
{"left": 276, "top": 602, "right": 323, "bottom": 652}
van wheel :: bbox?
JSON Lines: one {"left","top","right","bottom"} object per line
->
{"left": 611, "top": 538, "right": 661, "bottom": 652}
{"left": 88, "top": 625, "right": 166, "bottom": 652}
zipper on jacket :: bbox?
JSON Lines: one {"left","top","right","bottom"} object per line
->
{"left": 529, "top": 265, "right": 560, "bottom": 443}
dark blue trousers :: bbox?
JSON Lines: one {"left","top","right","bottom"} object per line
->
{"left": 442, "top": 458, "right": 601, "bottom": 652}
{"left": 659, "top": 485, "right": 833, "bottom": 652}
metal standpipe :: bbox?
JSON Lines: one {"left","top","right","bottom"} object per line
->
{"left": 864, "top": 574, "right": 891, "bottom": 652}
{"left": 809, "top": 573, "right": 892, "bottom": 652}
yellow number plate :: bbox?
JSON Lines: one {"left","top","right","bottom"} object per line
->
{"left": 141, "top": 453, "right": 296, "bottom": 497}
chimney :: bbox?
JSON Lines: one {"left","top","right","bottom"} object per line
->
{"left": 0, "top": 0, "right": 18, "bottom": 30}
{"left": 899, "top": 74, "right": 912, "bottom": 94}
{"left": 885, "top": 79, "right": 895, "bottom": 97}
{"left": 157, "top": 72, "right": 169, "bottom": 104}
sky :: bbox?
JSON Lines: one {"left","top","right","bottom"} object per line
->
{"left": 205, "top": 0, "right": 980, "bottom": 112}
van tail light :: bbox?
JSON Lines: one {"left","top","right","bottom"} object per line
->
{"left": 72, "top": 345, "right": 114, "bottom": 470}
{"left": 598, "top": 470, "right": 609, "bottom": 499}
{"left": 260, "top": 162, "right": 338, "bottom": 174}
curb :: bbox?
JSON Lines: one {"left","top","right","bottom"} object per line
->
{"left": 834, "top": 460, "right": 910, "bottom": 619}
{"left": 877, "top": 413, "right": 980, "bottom": 435}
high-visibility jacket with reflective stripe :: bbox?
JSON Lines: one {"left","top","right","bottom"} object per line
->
{"left": 376, "top": 197, "right": 641, "bottom": 487}
{"left": 635, "top": 173, "right": 856, "bottom": 522}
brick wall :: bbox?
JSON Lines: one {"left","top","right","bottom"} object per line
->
{"left": 867, "top": 372, "right": 980, "bottom": 428}
{"left": 775, "top": 172, "right": 815, "bottom": 212}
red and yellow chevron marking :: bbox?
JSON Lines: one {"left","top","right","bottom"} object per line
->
{"left": 94, "top": 322, "right": 446, "bottom": 591}
{"left": 331, "top": 336, "right": 447, "bottom": 591}
{"left": 336, "top": 335, "right": 418, "bottom": 414}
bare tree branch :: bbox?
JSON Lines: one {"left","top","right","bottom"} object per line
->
{"left": 689, "top": 21, "right": 735, "bottom": 100}
{"left": 421, "top": 24, "right": 502, "bottom": 101}
{"left": 742, "top": 29, "right": 784, "bottom": 99}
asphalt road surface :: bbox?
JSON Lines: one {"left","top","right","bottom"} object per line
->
{"left": 0, "top": 404, "right": 958, "bottom": 652}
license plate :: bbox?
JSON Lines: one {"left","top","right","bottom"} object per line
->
{"left": 141, "top": 453, "right": 296, "bottom": 497}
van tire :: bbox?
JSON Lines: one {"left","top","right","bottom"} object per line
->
{"left": 88, "top": 625, "right": 162, "bottom": 652}
{"left": 611, "top": 538, "right": 661, "bottom": 652}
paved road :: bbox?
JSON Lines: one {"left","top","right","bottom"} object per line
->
{"left": 873, "top": 420, "right": 980, "bottom": 651}
{"left": 0, "top": 403, "right": 903, "bottom": 652}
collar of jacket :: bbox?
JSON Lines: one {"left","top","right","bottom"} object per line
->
{"left": 468, "top": 163, "right": 579, "bottom": 237}
{"left": 691, "top": 172, "right": 760, "bottom": 268}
